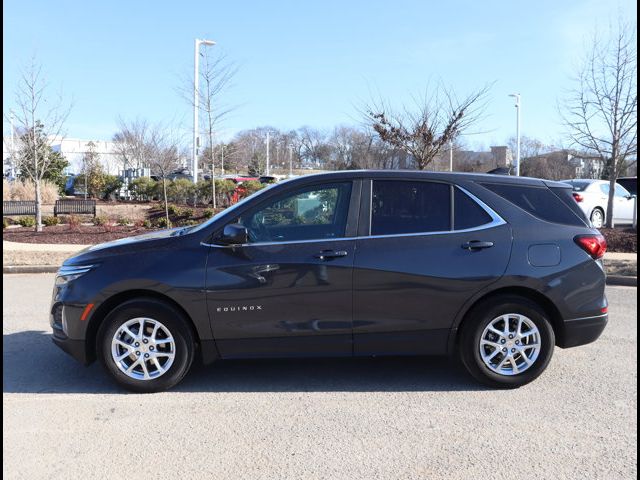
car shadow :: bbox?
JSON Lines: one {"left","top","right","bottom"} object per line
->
{"left": 3, "top": 331, "right": 486, "bottom": 394}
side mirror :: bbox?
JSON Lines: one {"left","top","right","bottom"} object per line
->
{"left": 217, "top": 224, "right": 248, "bottom": 246}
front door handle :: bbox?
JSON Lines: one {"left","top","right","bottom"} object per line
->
{"left": 462, "top": 241, "right": 494, "bottom": 250}
{"left": 314, "top": 250, "right": 348, "bottom": 260}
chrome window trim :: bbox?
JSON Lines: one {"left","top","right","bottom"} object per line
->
{"left": 202, "top": 184, "right": 506, "bottom": 249}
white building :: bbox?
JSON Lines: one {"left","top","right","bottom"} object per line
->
{"left": 50, "top": 138, "right": 120, "bottom": 175}
{"left": 3, "top": 136, "right": 121, "bottom": 177}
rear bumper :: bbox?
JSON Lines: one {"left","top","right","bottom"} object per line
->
{"left": 558, "top": 313, "right": 608, "bottom": 348}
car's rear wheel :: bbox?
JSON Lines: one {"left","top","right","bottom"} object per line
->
{"left": 459, "top": 295, "right": 555, "bottom": 388}
{"left": 590, "top": 208, "right": 605, "bottom": 228}
{"left": 98, "top": 298, "right": 195, "bottom": 393}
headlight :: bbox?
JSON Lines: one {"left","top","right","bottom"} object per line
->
{"left": 55, "top": 265, "right": 96, "bottom": 285}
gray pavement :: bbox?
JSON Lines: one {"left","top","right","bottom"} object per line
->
{"left": 3, "top": 274, "right": 638, "bottom": 479}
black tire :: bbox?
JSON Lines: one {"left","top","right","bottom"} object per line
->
{"left": 97, "top": 298, "right": 195, "bottom": 393}
{"left": 459, "top": 295, "right": 555, "bottom": 389}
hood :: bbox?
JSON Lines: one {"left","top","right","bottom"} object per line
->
{"left": 65, "top": 227, "right": 190, "bottom": 265}
{"left": 85, "top": 227, "right": 188, "bottom": 252}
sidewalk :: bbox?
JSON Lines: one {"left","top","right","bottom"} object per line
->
{"left": 2, "top": 240, "right": 637, "bottom": 284}
{"left": 3, "top": 241, "right": 89, "bottom": 270}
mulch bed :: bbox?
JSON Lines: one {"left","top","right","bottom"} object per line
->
{"left": 600, "top": 227, "right": 637, "bottom": 253}
{"left": 3, "top": 225, "right": 152, "bottom": 244}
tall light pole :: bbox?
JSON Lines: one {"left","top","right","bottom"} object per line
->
{"left": 449, "top": 139, "right": 453, "bottom": 172}
{"left": 288, "top": 144, "right": 293, "bottom": 177}
{"left": 220, "top": 144, "right": 224, "bottom": 176}
{"left": 509, "top": 93, "right": 521, "bottom": 176}
{"left": 265, "top": 131, "right": 270, "bottom": 176}
{"left": 193, "top": 38, "right": 216, "bottom": 184}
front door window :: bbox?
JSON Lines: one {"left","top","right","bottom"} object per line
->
{"left": 236, "top": 182, "right": 352, "bottom": 243}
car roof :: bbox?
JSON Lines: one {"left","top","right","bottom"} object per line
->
{"left": 285, "top": 170, "right": 568, "bottom": 188}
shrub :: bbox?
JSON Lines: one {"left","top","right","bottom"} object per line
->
{"left": 66, "top": 215, "right": 82, "bottom": 231}
{"left": 156, "top": 217, "right": 171, "bottom": 229}
{"left": 167, "top": 204, "right": 182, "bottom": 216}
{"left": 182, "top": 208, "right": 194, "bottom": 219}
{"left": 143, "top": 219, "right": 153, "bottom": 229}
{"left": 129, "top": 177, "right": 157, "bottom": 201}
{"left": 18, "top": 216, "right": 36, "bottom": 227}
{"left": 195, "top": 179, "right": 237, "bottom": 207}
{"left": 202, "top": 208, "right": 214, "bottom": 219}
{"left": 101, "top": 175, "right": 124, "bottom": 201}
{"left": 182, "top": 219, "right": 199, "bottom": 226}
{"left": 3, "top": 218, "right": 9, "bottom": 229}
{"left": 93, "top": 215, "right": 109, "bottom": 226}
{"left": 238, "top": 180, "right": 265, "bottom": 199}
{"left": 42, "top": 216, "right": 60, "bottom": 227}
{"left": 117, "top": 216, "right": 131, "bottom": 226}
{"left": 73, "top": 171, "right": 106, "bottom": 199}
{"left": 167, "top": 178, "right": 195, "bottom": 204}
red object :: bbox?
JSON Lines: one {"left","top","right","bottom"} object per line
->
{"left": 80, "top": 303, "right": 95, "bottom": 321}
{"left": 601, "top": 306, "right": 608, "bottom": 314}
{"left": 572, "top": 192, "right": 584, "bottom": 202}
{"left": 574, "top": 234, "right": 607, "bottom": 259}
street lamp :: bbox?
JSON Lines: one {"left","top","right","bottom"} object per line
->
{"left": 508, "top": 93, "right": 521, "bottom": 176}
{"left": 193, "top": 38, "right": 216, "bottom": 184}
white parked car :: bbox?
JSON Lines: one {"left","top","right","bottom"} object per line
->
{"left": 562, "top": 179, "right": 637, "bottom": 228}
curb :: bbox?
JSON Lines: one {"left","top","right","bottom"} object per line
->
{"left": 606, "top": 275, "right": 638, "bottom": 287}
{"left": 3, "top": 265, "right": 59, "bottom": 274}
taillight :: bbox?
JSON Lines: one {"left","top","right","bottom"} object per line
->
{"left": 574, "top": 234, "right": 607, "bottom": 259}
{"left": 572, "top": 192, "right": 584, "bottom": 202}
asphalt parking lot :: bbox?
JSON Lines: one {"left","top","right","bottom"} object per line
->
{"left": 3, "top": 274, "right": 638, "bottom": 479}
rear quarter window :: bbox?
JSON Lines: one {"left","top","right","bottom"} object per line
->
{"left": 454, "top": 188, "right": 493, "bottom": 230}
{"left": 481, "top": 183, "right": 588, "bottom": 227}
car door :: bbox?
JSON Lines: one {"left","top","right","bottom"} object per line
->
{"left": 614, "top": 184, "right": 635, "bottom": 222}
{"left": 205, "top": 180, "right": 360, "bottom": 358}
{"left": 601, "top": 183, "right": 635, "bottom": 222}
{"left": 352, "top": 179, "right": 512, "bottom": 356}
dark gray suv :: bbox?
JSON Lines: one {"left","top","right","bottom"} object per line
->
{"left": 50, "top": 171, "right": 608, "bottom": 392}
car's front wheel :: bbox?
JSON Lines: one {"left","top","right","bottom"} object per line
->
{"left": 98, "top": 298, "right": 195, "bottom": 393}
{"left": 459, "top": 295, "right": 555, "bottom": 388}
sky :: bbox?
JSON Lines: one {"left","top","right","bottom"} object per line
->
{"left": 2, "top": 0, "right": 637, "bottom": 150}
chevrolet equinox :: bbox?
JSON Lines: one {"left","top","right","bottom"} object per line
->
{"left": 51, "top": 171, "right": 609, "bottom": 392}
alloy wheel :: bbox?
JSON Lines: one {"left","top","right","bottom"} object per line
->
{"left": 591, "top": 209, "right": 604, "bottom": 228}
{"left": 479, "top": 314, "right": 541, "bottom": 376}
{"left": 111, "top": 317, "right": 176, "bottom": 381}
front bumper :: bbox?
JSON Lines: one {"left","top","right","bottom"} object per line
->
{"left": 50, "top": 303, "right": 90, "bottom": 365}
{"left": 558, "top": 313, "right": 608, "bottom": 348}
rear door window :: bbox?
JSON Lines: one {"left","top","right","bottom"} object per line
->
{"left": 482, "top": 183, "right": 587, "bottom": 226}
{"left": 371, "top": 181, "right": 451, "bottom": 235}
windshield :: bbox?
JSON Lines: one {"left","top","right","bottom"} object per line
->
{"left": 187, "top": 183, "right": 278, "bottom": 234}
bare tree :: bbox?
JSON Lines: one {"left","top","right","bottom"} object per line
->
{"left": 112, "top": 117, "right": 153, "bottom": 171}
{"left": 147, "top": 125, "right": 182, "bottom": 226}
{"left": 562, "top": 20, "right": 637, "bottom": 227}
{"left": 7, "top": 58, "right": 71, "bottom": 231}
{"left": 363, "top": 82, "right": 492, "bottom": 170}
{"left": 178, "top": 51, "right": 237, "bottom": 206}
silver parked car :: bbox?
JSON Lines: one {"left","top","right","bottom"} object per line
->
{"left": 562, "top": 179, "right": 637, "bottom": 227}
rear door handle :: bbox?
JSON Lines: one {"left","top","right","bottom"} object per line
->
{"left": 314, "top": 250, "right": 348, "bottom": 260}
{"left": 462, "top": 241, "right": 494, "bottom": 250}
